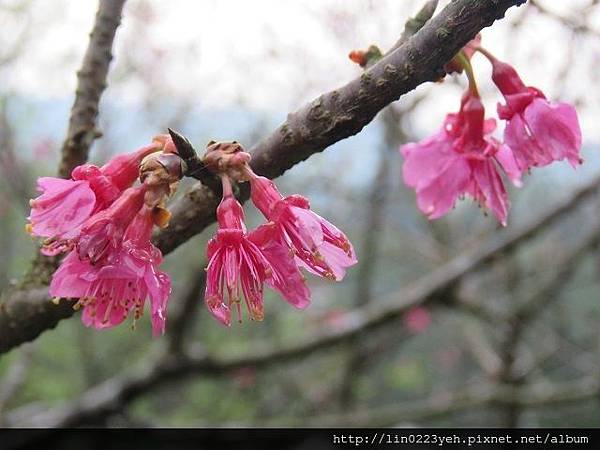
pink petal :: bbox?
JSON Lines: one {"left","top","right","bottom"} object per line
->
{"left": 470, "top": 159, "right": 510, "bottom": 226}
{"left": 524, "top": 98, "right": 582, "bottom": 168}
{"left": 286, "top": 203, "right": 324, "bottom": 249}
{"left": 249, "top": 224, "right": 311, "bottom": 309}
{"left": 494, "top": 145, "right": 523, "bottom": 187}
{"left": 400, "top": 130, "right": 450, "bottom": 189}
{"left": 145, "top": 269, "right": 171, "bottom": 336}
{"left": 49, "top": 251, "right": 95, "bottom": 298}
{"left": 414, "top": 155, "right": 471, "bottom": 220}
{"left": 29, "top": 178, "right": 96, "bottom": 239}
{"left": 504, "top": 112, "right": 552, "bottom": 170}
{"left": 313, "top": 240, "right": 355, "bottom": 281}
{"left": 100, "top": 144, "right": 159, "bottom": 192}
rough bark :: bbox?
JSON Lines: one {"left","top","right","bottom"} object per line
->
{"left": 57, "top": 0, "right": 126, "bottom": 178}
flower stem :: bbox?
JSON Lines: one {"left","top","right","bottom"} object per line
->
{"left": 240, "top": 163, "right": 258, "bottom": 181}
{"left": 220, "top": 174, "right": 233, "bottom": 197}
{"left": 474, "top": 46, "right": 497, "bottom": 63}
{"left": 455, "top": 51, "right": 479, "bottom": 97}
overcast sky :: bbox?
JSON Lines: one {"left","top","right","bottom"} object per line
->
{"left": 1, "top": 0, "right": 599, "bottom": 142}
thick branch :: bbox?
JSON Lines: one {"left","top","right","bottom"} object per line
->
{"left": 154, "top": 0, "right": 527, "bottom": 254}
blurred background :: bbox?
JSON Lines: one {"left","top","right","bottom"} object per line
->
{"left": 0, "top": 0, "right": 599, "bottom": 428}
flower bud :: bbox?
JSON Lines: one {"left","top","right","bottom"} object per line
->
{"left": 202, "top": 141, "right": 251, "bottom": 181}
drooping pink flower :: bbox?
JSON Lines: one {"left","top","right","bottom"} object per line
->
{"left": 401, "top": 129, "right": 471, "bottom": 220}
{"left": 248, "top": 222, "right": 311, "bottom": 309}
{"left": 28, "top": 177, "right": 97, "bottom": 255}
{"left": 77, "top": 185, "right": 146, "bottom": 264}
{"left": 204, "top": 187, "right": 272, "bottom": 326}
{"left": 28, "top": 144, "right": 159, "bottom": 255}
{"left": 401, "top": 92, "right": 512, "bottom": 225}
{"left": 49, "top": 206, "right": 171, "bottom": 335}
{"left": 248, "top": 174, "right": 357, "bottom": 281}
{"left": 490, "top": 57, "right": 582, "bottom": 171}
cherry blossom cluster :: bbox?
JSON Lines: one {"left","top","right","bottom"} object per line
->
{"left": 29, "top": 38, "right": 579, "bottom": 335}
{"left": 400, "top": 40, "right": 582, "bottom": 225}
{"left": 28, "top": 136, "right": 357, "bottom": 333}
{"left": 28, "top": 135, "right": 183, "bottom": 334}
{"left": 201, "top": 142, "right": 357, "bottom": 326}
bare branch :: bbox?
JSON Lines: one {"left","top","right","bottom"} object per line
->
{"left": 19, "top": 373, "right": 600, "bottom": 427}
{"left": 0, "top": 344, "right": 34, "bottom": 423}
{"left": 57, "top": 0, "right": 127, "bottom": 178}
{"left": 166, "top": 262, "right": 207, "bottom": 355}
{"left": 277, "top": 377, "right": 600, "bottom": 426}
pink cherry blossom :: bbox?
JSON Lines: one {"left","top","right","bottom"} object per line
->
{"left": 204, "top": 191, "right": 271, "bottom": 326}
{"left": 28, "top": 144, "right": 159, "bottom": 255}
{"left": 401, "top": 92, "right": 512, "bottom": 225}
{"left": 77, "top": 185, "right": 146, "bottom": 264}
{"left": 401, "top": 129, "right": 471, "bottom": 220}
{"left": 248, "top": 174, "right": 357, "bottom": 280}
{"left": 248, "top": 222, "right": 311, "bottom": 309}
{"left": 99, "top": 143, "right": 160, "bottom": 191}
{"left": 490, "top": 58, "right": 582, "bottom": 171}
{"left": 49, "top": 206, "right": 171, "bottom": 335}
{"left": 28, "top": 177, "right": 97, "bottom": 255}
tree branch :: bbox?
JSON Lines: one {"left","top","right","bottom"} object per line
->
{"left": 14, "top": 372, "right": 600, "bottom": 427}
{"left": 166, "top": 262, "right": 207, "bottom": 355}
{"left": 154, "top": 0, "right": 527, "bottom": 254}
{"left": 260, "top": 377, "right": 600, "bottom": 426}
{"left": 57, "top": 0, "right": 126, "bottom": 178}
